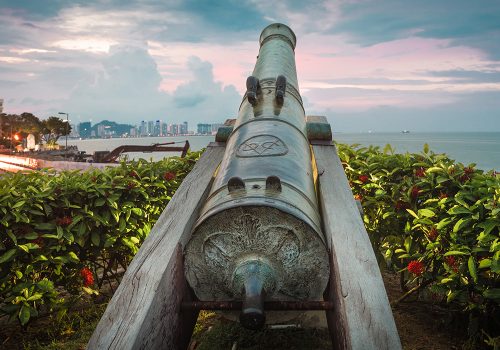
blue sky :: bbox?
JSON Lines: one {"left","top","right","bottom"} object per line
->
{"left": 0, "top": 0, "right": 499, "bottom": 131}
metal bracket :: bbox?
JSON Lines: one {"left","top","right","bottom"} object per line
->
{"left": 306, "top": 116, "right": 332, "bottom": 143}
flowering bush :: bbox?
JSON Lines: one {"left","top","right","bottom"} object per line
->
{"left": 0, "top": 152, "right": 201, "bottom": 326}
{"left": 339, "top": 143, "right": 499, "bottom": 342}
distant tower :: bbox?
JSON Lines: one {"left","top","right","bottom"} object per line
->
{"left": 0, "top": 98, "right": 3, "bottom": 138}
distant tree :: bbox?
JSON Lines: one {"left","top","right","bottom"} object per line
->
{"left": 40, "top": 116, "right": 72, "bottom": 144}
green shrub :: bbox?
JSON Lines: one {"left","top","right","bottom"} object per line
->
{"left": 0, "top": 152, "right": 201, "bottom": 326}
{"left": 338, "top": 143, "right": 499, "bottom": 342}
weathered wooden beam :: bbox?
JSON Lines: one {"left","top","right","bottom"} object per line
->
{"left": 87, "top": 143, "right": 226, "bottom": 350}
{"left": 313, "top": 142, "right": 402, "bottom": 350}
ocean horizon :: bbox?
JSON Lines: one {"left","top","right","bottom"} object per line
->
{"left": 66, "top": 131, "right": 500, "bottom": 171}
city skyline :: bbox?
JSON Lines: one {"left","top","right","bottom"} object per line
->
{"left": 0, "top": 1, "right": 499, "bottom": 132}
{"left": 71, "top": 118, "right": 224, "bottom": 138}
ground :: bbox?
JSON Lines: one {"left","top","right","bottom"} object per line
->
{"left": 0, "top": 270, "right": 468, "bottom": 349}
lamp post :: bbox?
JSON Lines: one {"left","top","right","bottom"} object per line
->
{"left": 58, "top": 112, "right": 69, "bottom": 151}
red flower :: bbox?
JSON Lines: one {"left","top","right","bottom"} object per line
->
{"left": 438, "top": 192, "right": 448, "bottom": 199}
{"left": 164, "top": 171, "right": 176, "bottom": 181}
{"left": 459, "top": 174, "right": 470, "bottom": 183}
{"left": 395, "top": 200, "right": 410, "bottom": 211}
{"left": 407, "top": 260, "right": 425, "bottom": 276}
{"left": 464, "top": 167, "right": 474, "bottom": 175}
{"left": 80, "top": 267, "right": 94, "bottom": 287}
{"left": 445, "top": 256, "right": 459, "bottom": 273}
{"left": 410, "top": 186, "right": 420, "bottom": 199}
{"left": 56, "top": 216, "right": 72, "bottom": 227}
{"left": 415, "top": 167, "right": 426, "bottom": 177}
{"left": 427, "top": 227, "right": 438, "bottom": 241}
{"left": 33, "top": 235, "right": 45, "bottom": 248}
{"left": 354, "top": 194, "right": 363, "bottom": 201}
{"left": 358, "top": 175, "right": 369, "bottom": 183}
{"left": 129, "top": 170, "right": 139, "bottom": 179}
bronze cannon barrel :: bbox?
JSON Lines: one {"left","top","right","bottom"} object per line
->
{"left": 184, "top": 23, "right": 330, "bottom": 329}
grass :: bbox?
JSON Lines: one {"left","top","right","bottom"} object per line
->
{"left": 0, "top": 302, "right": 106, "bottom": 350}
{"left": 1, "top": 302, "right": 331, "bottom": 350}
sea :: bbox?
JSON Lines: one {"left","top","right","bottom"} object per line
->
{"left": 66, "top": 132, "right": 500, "bottom": 171}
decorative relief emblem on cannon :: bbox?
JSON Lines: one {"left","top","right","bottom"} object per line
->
{"left": 236, "top": 135, "right": 288, "bottom": 158}
{"left": 185, "top": 207, "right": 329, "bottom": 302}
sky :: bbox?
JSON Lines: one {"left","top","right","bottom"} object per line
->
{"left": 0, "top": 0, "right": 499, "bottom": 132}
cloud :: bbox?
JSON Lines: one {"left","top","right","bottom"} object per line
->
{"left": 332, "top": 0, "right": 500, "bottom": 59}
{"left": 56, "top": 47, "right": 241, "bottom": 125}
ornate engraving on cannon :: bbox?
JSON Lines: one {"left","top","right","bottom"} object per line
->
{"left": 236, "top": 135, "right": 288, "bottom": 158}
{"left": 185, "top": 207, "right": 329, "bottom": 301}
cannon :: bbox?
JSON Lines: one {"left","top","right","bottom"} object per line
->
{"left": 88, "top": 23, "right": 401, "bottom": 350}
{"left": 184, "top": 23, "right": 329, "bottom": 330}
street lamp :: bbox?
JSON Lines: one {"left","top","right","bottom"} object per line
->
{"left": 58, "top": 112, "right": 69, "bottom": 151}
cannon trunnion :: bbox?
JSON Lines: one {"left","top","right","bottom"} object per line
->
{"left": 184, "top": 23, "right": 329, "bottom": 330}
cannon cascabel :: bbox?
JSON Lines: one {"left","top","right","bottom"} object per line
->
{"left": 184, "top": 23, "right": 330, "bottom": 329}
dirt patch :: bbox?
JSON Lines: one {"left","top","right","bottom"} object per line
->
{"left": 383, "top": 271, "right": 466, "bottom": 350}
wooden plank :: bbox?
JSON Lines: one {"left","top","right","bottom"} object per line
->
{"left": 87, "top": 143, "right": 226, "bottom": 350}
{"left": 313, "top": 143, "right": 402, "bottom": 350}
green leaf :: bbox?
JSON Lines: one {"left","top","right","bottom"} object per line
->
{"left": 95, "top": 198, "right": 106, "bottom": 207}
{"left": 24, "top": 232, "right": 38, "bottom": 240}
{"left": 0, "top": 248, "right": 17, "bottom": 263}
{"left": 423, "top": 143, "right": 429, "bottom": 154}
{"left": 12, "top": 200, "right": 26, "bottom": 209}
{"left": 35, "top": 222, "right": 56, "bottom": 230}
{"left": 36, "top": 279, "right": 54, "bottom": 292}
{"left": 447, "top": 206, "right": 471, "bottom": 215}
{"left": 91, "top": 231, "right": 100, "bottom": 246}
{"left": 437, "top": 218, "right": 453, "bottom": 230}
{"left": 418, "top": 208, "right": 435, "bottom": 218}
{"left": 56, "top": 226, "right": 64, "bottom": 239}
{"left": 27, "top": 293, "right": 42, "bottom": 301}
{"left": 444, "top": 251, "right": 469, "bottom": 257}
{"left": 77, "top": 222, "right": 86, "bottom": 236}
{"left": 406, "top": 209, "right": 419, "bottom": 219}
{"left": 479, "top": 259, "right": 491, "bottom": 269}
{"left": 453, "top": 218, "right": 471, "bottom": 233}
{"left": 478, "top": 220, "right": 499, "bottom": 236}
{"left": 468, "top": 256, "right": 477, "bottom": 283}
{"left": 67, "top": 251, "right": 80, "bottom": 262}
{"left": 18, "top": 244, "right": 29, "bottom": 253}
{"left": 426, "top": 167, "right": 444, "bottom": 174}
{"left": 483, "top": 289, "right": 500, "bottom": 300}
{"left": 82, "top": 286, "right": 99, "bottom": 295}
{"left": 404, "top": 237, "right": 412, "bottom": 253}
{"left": 19, "top": 305, "right": 30, "bottom": 326}
{"left": 119, "top": 217, "right": 127, "bottom": 232}
{"left": 454, "top": 197, "right": 469, "bottom": 209}
{"left": 131, "top": 208, "right": 143, "bottom": 216}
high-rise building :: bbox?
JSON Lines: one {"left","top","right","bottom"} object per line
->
{"left": 0, "top": 99, "right": 3, "bottom": 138}
{"left": 180, "top": 121, "right": 188, "bottom": 135}
{"left": 78, "top": 122, "right": 92, "bottom": 138}
{"left": 197, "top": 123, "right": 212, "bottom": 135}
{"left": 147, "top": 121, "right": 154, "bottom": 136}
{"left": 154, "top": 120, "right": 161, "bottom": 136}
{"left": 139, "top": 120, "right": 147, "bottom": 136}
{"left": 169, "top": 124, "right": 179, "bottom": 135}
